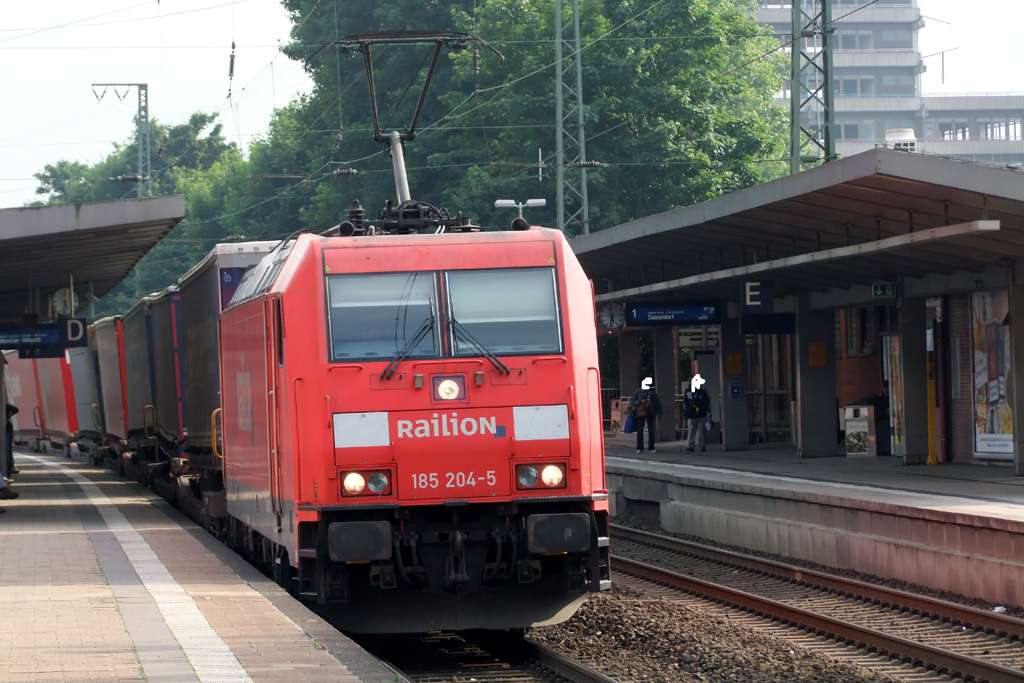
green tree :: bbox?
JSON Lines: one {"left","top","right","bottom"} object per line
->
{"left": 274, "top": 0, "right": 785, "bottom": 236}
{"left": 37, "top": 113, "right": 239, "bottom": 316}
{"left": 33, "top": 0, "right": 787, "bottom": 315}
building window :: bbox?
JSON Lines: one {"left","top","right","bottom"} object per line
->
{"left": 861, "top": 120, "right": 876, "bottom": 139}
{"left": 861, "top": 308, "right": 875, "bottom": 355}
{"left": 882, "top": 75, "right": 896, "bottom": 86}
{"left": 845, "top": 123, "right": 859, "bottom": 139}
{"left": 985, "top": 120, "right": 1022, "bottom": 141}
{"left": 839, "top": 32, "right": 857, "bottom": 50}
{"left": 942, "top": 121, "right": 970, "bottom": 141}
{"left": 846, "top": 308, "right": 860, "bottom": 357}
{"left": 859, "top": 31, "right": 874, "bottom": 49}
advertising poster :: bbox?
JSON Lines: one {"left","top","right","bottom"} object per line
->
{"left": 972, "top": 291, "right": 1013, "bottom": 456}
{"left": 845, "top": 417, "right": 870, "bottom": 455}
{"left": 887, "top": 335, "right": 904, "bottom": 449}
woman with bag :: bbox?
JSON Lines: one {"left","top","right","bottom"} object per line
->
{"left": 629, "top": 377, "right": 662, "bottom": 453}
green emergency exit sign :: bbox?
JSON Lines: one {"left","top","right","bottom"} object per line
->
{"left": 872, "top": 283, "right": 896, "bottom": 298}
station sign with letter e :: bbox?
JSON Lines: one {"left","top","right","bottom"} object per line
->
{"left": 741, "top": 281, "right": 773, "bottom": 314}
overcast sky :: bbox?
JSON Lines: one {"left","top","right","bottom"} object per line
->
{"left": 1, "top": 0, "right": 1020, "bottom": 209}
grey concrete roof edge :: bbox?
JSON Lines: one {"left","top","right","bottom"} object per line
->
{"left": 570, "top": 148, "right": 1024, "bottom": 256}
{"left": 874, "top": 148, "right": 1024, "bottom": 201}
{"left": 0, "top": 194, "right": 186, "bottom": 239}
{"left": 570, "top": 150, "right": 882, "bottom": 255}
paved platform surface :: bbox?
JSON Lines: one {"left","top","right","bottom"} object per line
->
{"left": 0, "top": 450, "right": 394, "bottom": 683}
{"left": 606, "top": 437, "right": 1024, "bottom": 527}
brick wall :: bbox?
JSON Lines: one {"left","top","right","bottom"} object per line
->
{"left": 948, "top": 294, "right": 976, "bottom": 462}
{"left": 836, "top": 309, "right": 883, "bottom": 408}
{"left": 836, "top": 354, "right": 883, "bottom": 406}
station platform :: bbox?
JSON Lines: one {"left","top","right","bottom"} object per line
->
{"left": 604, "top": 437, "right": 1024, "bottom": 608}
{"left": 0, "top": 450, "right": 394, "bottom": 683}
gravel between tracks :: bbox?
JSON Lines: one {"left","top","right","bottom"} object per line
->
{"left": 615, "top": 511, "right": 1024, "bottom": 618}
{"left": 532, "top": 587, "right": 897, "bottom": 683}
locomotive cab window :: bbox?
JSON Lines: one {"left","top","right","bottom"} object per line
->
{"left": 327, "top": 272, "right": 440, "bottom": 361}
{"left": 446, "top": 267, "right": 562, "bottom": 356}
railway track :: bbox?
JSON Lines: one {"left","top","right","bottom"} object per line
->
{"left": 612, "top": 524, "right": 1024, "bottom": 682}
{"left": 353, "top": 630, "right": 620, "bottom": 683}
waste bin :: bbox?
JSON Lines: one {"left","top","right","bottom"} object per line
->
{"left": 610, "top": 398, "right": 626, "bottom": 433}
{"left": 843, "top": 405, "right": 876, "bottom": 456}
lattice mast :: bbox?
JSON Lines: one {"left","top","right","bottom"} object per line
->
{"left": 555, "top": 0, "right": 590, "bottom": 235}
{"left": 93, "top": 83, "right": 151, "bottom": 196}
{"left": 789, "top": 1, "right": 836, "bottom": 174}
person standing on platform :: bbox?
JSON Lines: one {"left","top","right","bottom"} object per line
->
{"left": 629, "top": 377, "right": 662, "bottom": 454}
{"left": 683, "top": 374, "right": 712, "bottom": 452}
{"left": 0, "top": 404, "right": 18, "bottom": 507}
{"left": 6, "top": 403, "right": 19, "bottom": 478}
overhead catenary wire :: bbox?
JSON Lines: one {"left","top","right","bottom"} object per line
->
{"left": 0, "top": 35, "right": 781, "bottom": 50}
{"left": 416, "top": 0, "right": 671, "bottom": 137}
{"left": 584, "top": 0, "right": 885, "bottom": 145}
{"left": 0, "top": 0, "right": 252, "bottom": 43}
{"left": 9, "top": 0, "right": 785, "bottom": 220}
{"left": 238, "top": 0, "right": 439, "bottom": 198}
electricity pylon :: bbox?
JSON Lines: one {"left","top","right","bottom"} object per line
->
{"left": 93, "top": 83, "right": 151, "bottom": 196}
{"left": 555, "top": 0, "right": 590, "bottom": 235}
{"left": 789, "top": 1, "right": 836, "bottom": 174}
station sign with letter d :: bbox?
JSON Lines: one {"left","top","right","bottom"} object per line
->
{"left": 0, "top": 318, "right": 89, "bottom": 355}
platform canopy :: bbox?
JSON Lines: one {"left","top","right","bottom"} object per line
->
{"left": 0, "top": 195, "right": 186, "bottom": 320}
{"left": 572, "top": 149, "right": 1024, "bottom": 303}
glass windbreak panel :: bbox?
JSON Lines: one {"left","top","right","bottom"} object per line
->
{"left": 327, "top": 272, "right": 439, "bottom": 361}
{"left": 447, "top": 268, "right": 562, "bottom": 356}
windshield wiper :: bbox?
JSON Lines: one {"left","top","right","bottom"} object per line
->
{"left": 449, "top": 316, "right": 510, "bottom": 375}
{"left": 381, "top": 316, "right": 435, "bottom": 380}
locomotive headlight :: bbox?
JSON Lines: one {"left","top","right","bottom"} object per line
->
{"left": 437, "top": 379, "right": 461, "bottom": 400}
{"left": 540, "top": 464, "right": 564, "bottom": 487}
{"left": 343, "top": 472, "right": 366, "bottom": 494}
{"left": 367, "top": 471, "right": 389, "bottom": 493}
{"left": 517, "top": 466, "right": 539, "bottom": 488}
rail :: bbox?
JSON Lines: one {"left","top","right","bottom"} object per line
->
{"left": 611, "top": 525, "right": 1024, "bottom": 682}
{"left": 613, "top": 525, "right": 1024, "bottom": 637}
{"left": 353, "top": 631, "right": 620, "bottom": 683}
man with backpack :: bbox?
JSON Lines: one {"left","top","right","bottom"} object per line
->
{"left": 683, "top": 374, "right": 712, "bottom": 452}
{"left": 629, "top": 377, "right": 662, "bottom": 454}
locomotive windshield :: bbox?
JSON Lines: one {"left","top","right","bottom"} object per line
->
{"left": 327, "top": 272, "right": 439, "bottom": 361}
{"left": 446, "top": 267, "right": 562, "bottom": 356}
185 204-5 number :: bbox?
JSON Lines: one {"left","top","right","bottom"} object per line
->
{"left": 411, "top": 471, "right": 496, "bottom": 489}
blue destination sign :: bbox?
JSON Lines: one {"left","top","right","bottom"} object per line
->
{"left": 0, "top": 329, "right": 60, "bottom": 347}
{"left": 627, "top": 305, "right": 717, "bottom": 326}
{"left": 0, "top": 319, "right": 88, "bottom": 350}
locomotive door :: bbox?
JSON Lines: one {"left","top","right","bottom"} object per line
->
{"left": 266, "top": 298, "right": 284, "bottom": 527}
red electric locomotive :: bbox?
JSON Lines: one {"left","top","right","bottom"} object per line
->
{"left": 55, "top": 31, "right": 609, "bottom": 633}
{"left": 213, "top": 31, "right": 610, "bottom": 631}
{"left": 219, "top": 225, "right": 610, "bottom": 632}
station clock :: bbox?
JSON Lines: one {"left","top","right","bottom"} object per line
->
{"left": 597, "top": 302, "right": 625, "bottom": 329}
{"left": 51, "top": 287, "right": 79, "bottom": 316}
